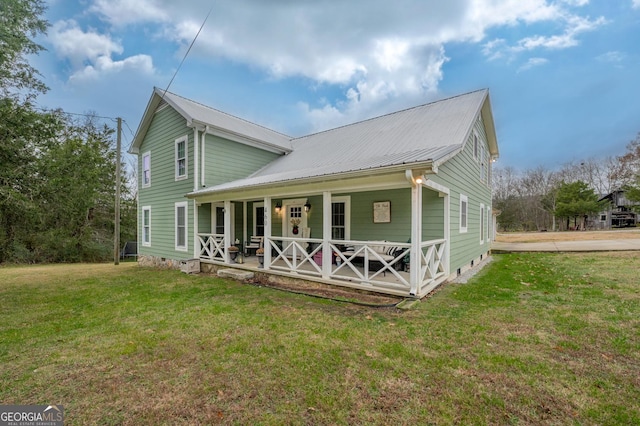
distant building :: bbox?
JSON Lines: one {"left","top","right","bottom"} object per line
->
{"left": 595, "top": 190, "right": 639, "bottom": 229}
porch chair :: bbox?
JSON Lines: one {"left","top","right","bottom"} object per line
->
{"left": 244, "top": 236, "right": 263, "bottom": 256}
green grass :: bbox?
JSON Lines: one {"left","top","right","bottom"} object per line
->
{"left": 1, "top": 253, "right": 639, "bottom": 425}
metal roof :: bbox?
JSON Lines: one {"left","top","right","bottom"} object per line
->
{"left": 130, "top": 88, "right": 292, "bottom": 153}
{"left": 190, "top": 89, "right": 494, "bottom": 196}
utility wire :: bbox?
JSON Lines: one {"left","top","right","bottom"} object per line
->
{"left": 160, "top": 4, "right": 214, "bottom": 101}
{"left": 122, "top": 119, "right": 136, "bottom": 139}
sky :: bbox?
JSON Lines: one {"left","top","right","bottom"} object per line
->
{"left": 34, "top": 0, "right": 640, "bottom": 170}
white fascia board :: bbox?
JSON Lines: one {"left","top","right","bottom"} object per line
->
{"left": 194, "top": 120, "right": 292, "bottom": 155}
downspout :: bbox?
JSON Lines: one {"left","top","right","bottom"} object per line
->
{"left": 201, "top": 126, "right": 208, "bottom": 187}
{"left": 193, "top": 127, "right": 199, "bottom": 192}
{"left": 193, "top": 127, "right": 199, "bottom": 258}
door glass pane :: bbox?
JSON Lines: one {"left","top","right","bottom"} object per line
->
{"left": 332, "top": 202, "right": 345, "bottom": 240}
{"left": 256, "top": 207, "right": 265, "bottom": 236}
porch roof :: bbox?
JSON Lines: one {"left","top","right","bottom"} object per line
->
{"left": 188, "top": 89, "right": 497, "bottom": 197}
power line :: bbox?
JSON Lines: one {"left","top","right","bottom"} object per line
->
{"left": 33, "top": 104, "right": 118, "bottom": 121}
{"left": 122, "top": 119, "right": 136, "bottom": 139}
{"left": 160, "top": 4, "right": 214, "bottom": 100}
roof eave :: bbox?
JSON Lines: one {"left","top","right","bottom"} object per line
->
{"left": 186, "top": 160, "right": 436, "bottom": 199}
{"left": 128, "top": 88, "right": 164, "bottom": 154}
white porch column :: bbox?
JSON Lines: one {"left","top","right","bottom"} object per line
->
{"left": 322, "top": 191, "right": 332, "bottom": 279}
{"left": 242, "top": 201, "right": 247, "bottom": 254}
{"left": 193, "top": 201, "right": 199, "bottom": 258}
{"left": 263, "top": 197, "right": 272, "bottom": 270}
{"left": 409, "top": 182, "right": 422, "bottom": 296}
{"left": 425, "top": 178, "right": 451, "bottom": 278}
{"left": 443, "top": 192, "right": 450, "bottom": 276}
{"left": 224, "top": 200, "right": 231, "bottom": 263}
{"left": 201, "top": 129, "right": 206, "bottom": 187}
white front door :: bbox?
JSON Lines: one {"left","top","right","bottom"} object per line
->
{"left": 282, "top": 199, "right": 308, "bottom": 257}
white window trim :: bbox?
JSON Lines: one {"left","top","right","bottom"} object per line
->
{"left": 142, "top": 151, "right": 151, "bottom": 188}
{"left": 332, "top": 195, "right": 351, "bottom": 240}
{"left": 253, "top": 202, "right": 264, "bottom": 236}
{"left": 459, "top": 194, "right": 468, "bottom": 233}
{"left": 480, "top": 203, "right": 485, "bottom": 244}
{"left": 175, "top": 201, "right": 188, "bottom": 251}
{"left": 487, "top": 206, "right": 490, "bottom": 243}
{"left": 480, "top": 144, "right": 486, "bottom": 182}
{"left": 142, "top": 206, "right": 151, "bottom": 247}
{"left": 175, "top": 135, "right": 188, "bottom": 181}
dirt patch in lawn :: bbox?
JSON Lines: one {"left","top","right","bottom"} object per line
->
{"left": 248, "top": 273, "right": 405, "bottom": 307}
{"left": 496, "top": 229, "right": 640, "bottom": 243}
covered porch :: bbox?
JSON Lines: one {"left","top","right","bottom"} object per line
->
{"left": 190, "top": 170, "right": 451, "bottom": 298}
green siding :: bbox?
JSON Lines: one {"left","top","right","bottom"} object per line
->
{"left": 138, "top": 106, "right": 195, "bottom": 260}
{"left": 198, "top": 203, "right": 211, "bottom": 234}
{"left": 300, "top": 189, "right": 443, "bottom": 243}
{"left": 202, "top": 134, "right": 280, "bottom": 186}
{"left": 138, "top": 104, "right": 284, "bottom": 260}
{"left": 429, "top": 116, "right": 493, "bottom": 272}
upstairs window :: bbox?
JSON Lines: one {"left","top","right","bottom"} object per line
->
{"left": 473, "top": 133, "right": 479, "bottom": 160}
{"left": 142, "top": 152, "right": 151, "bottom": 188}
{"left": 480, "top": 145, "right": 486, "bottom": 182}
{"left": 175, "top": 136, "right": 188, "bottom": 180}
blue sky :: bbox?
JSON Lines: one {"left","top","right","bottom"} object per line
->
{"left": 35, "top": 0, "right": 640, "bottom": 170}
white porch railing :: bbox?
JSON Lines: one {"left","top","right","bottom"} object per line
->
{"left": 330, "top": 239, "right": 412, "bottom": 293}
{"left": 419, "top": 238, "right": 447, "bottom": 293}
{"left": 197, "top": 233, "right": 447, "bottom": 296}
{"left": 198, "top": 233, "right": 226, "bottom": 261}
{"left": 267, "top": 236, "right": 324, "bottom": 276}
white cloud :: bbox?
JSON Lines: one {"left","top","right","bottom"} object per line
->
{"left": 633, "top": 0, "right": 640, "bottom": 9}
{"left": 561, "top": 0, "right": 589, "bottom": 6}
{"left": 70, "top": 55, "right": 154, "bottom": 81}
{"left": 82, "top": 0, "right": 609, "bottom": 130}
{"left": 517, "top": 57, "right": 549, "bottom": 72}
{"left": 484, "top": 14, "right": 607, "bottom": 60}
{"left": 89, "top": 0, "right": 169, "bottom": 26}
{"left": 49, "top": 19, "right": 155, "bottom": 81}
{"left": 596, "top": 51, "right": 625, "bottom": 63}
{"left": 50, "top": 20, "right": 122, "bottom": 66}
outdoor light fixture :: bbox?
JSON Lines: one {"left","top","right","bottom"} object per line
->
{"left": 415, "top": 177, "right": 423, "bottom": 184}
{"left": 275, "top": 201, "right": 282, "bottom": 213}
{"left": 304, "top": 201, "right": 311, "bottom": 212}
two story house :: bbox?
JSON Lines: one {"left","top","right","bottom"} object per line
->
{"left": 130, "top": 88, "right": 499, "bottom": 297}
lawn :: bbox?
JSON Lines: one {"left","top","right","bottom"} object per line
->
{"left": 1, "top": 253, "right": 638, "bottom": 425}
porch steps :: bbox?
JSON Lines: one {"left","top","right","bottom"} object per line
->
{"left": 217, "top": 268, "right": 255, "bottom": 281}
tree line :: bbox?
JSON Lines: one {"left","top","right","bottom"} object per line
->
{"left": 492, "top": 136, "right": 640, "bottom": 232}
{"left": 0, "top": 0, "right": 136, "bottom": 263}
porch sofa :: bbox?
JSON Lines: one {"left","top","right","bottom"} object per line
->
{"left": 342, "top": 241, "right": 406, "bottom": 270}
